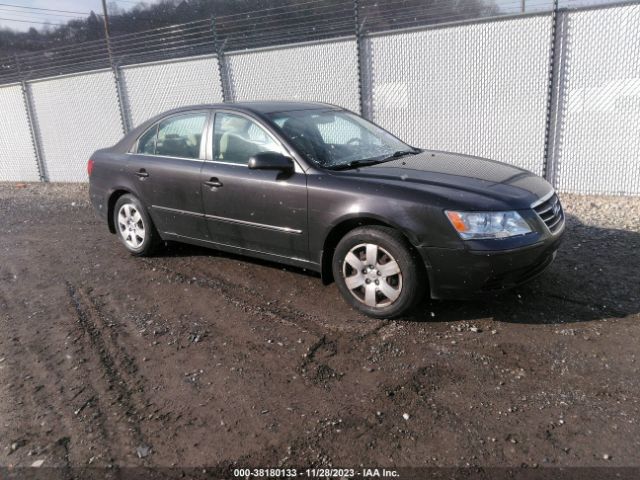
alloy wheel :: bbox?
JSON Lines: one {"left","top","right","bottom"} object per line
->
{"left": 342, "top": 243, "right": 403, "bottom": 308}
{"left": 117, "top": 203, "right": 146, "bottom": 249}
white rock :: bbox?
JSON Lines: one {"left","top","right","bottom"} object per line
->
{"left": 31, "top": 459, "right": 45, "bottom": 467}
{"left": 402, "top": 413, "right": 410, "bottom": 421}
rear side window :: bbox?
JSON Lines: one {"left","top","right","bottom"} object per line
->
{"left": 156, "top": 113, "right": 207, "bottom": 159}
{"left": 136, "top": 113, "right": 207, "bottom": 159}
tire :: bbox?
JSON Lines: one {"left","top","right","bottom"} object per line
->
{"left": 113, "top": 194, "right": 161, "bottom": 256}
{"left": 332, "top": 226, "right": 425, "bottom": 319}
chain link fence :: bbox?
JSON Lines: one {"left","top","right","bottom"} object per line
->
{"left": 0, "top": 83, "right": 39, "bottom": 182}
{"left": 368, "top": 14, "right": 552, "bottom": 176}
{"left": 120, "top": 55, "right": 224, "bottom": 128}
{"left": 227, "top": 39, "right": 361, "bottom": 112}
{"left": 551, "top": 3, "right": 640, "bottom": 195}
{"left": 28, "top": 70, "right": 125, "bottom": 182}
{"left": 0, "top": 1, "right": 638, "bottom": 193}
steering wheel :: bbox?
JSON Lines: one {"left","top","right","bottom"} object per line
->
{"left": 346, "top": 137, "right": 362, "bottom": 145}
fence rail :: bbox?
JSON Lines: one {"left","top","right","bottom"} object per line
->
{"left": 0, "top": 0, "right": 639, "bottom": 194}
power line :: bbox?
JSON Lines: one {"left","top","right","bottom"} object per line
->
{"left": 0, "top": 16, "right": 69, "bottom": 26}
{"left": 0, "top": 2, "right": 91, "bottom": 15}
{"left": 217, "top": 0, "right": 350, "bottom": 20}
{"left": 0, "top": 8, "right": 88, "bottom": 19}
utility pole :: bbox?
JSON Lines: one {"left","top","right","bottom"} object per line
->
{"left": 101, "top": 0, "right": 111, "bottom": 38}
{"left": 521, "top": 0, "right": 526, "bottom": 13}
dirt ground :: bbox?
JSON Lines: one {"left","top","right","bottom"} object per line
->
{"left": 0, "top": 183, "right": 639, "bottom": 476}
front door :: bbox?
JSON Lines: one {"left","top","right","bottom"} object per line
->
{"left": 128, "top": 111, "right": 209, "bottom": 240}
{"left": 200, "top": 110, "right": 308, "bottom": 260}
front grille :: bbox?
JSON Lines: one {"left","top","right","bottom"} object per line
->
{"left": 533, "top": 193, "right": 564, "bottom": 234}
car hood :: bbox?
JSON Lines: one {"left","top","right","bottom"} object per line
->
{"left": 334, "top": 149, "right": 553, "bottom": 209}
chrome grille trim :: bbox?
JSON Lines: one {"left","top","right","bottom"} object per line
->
{"left": 530, "top": 189, "right": 554, "bottom": 208}
{"left": 532, "top": 192, "right": 564, "bottom": 235}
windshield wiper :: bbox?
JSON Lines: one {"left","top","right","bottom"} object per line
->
{"left": 380, "top": 148, "right": 421, "bottom": 162}
{"left": 329, "top": 148, "right": 421, "bottom": 171}
{"left": 329, "top": 159, "right": 386, "bottom": 170}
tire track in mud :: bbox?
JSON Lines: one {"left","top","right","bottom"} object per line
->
{"left": 140, "top": 257, "right": 356, "bottom": 390}
{"left": 0, "top": 286, "right": 111, "bottom": 468}
{"left": 141, "top": 255, "right": 385, "bottom": 337}
{"left": 137, "top": 257, "right": 409, "bottom": 440}
{"left": 138, "top": 257, "right": 398, "bottom": 397}
{"left": 65, "top": 281, "right": 152, "bottom": 464}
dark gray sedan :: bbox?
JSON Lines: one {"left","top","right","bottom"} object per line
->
{"left": 88, "top": 101, "right": 564, "bottom": 318}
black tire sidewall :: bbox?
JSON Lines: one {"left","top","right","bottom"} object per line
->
{"left": 332, "top": 226, "right": 424, "bottom": 319}
{"left": 113, "top": 194, "right": 157, "bottom": 256}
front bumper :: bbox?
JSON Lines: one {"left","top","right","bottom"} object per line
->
{"left": 418, "top": 230, "right": 564, "bottom": 299}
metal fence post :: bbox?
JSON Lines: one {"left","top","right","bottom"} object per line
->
{"left": 354, "top": 0, "right": 373, "bottom": 119}
{"left": 111, "top": 64, "right": 131, "bottom": 134}
{"left": 101, "top": 0, "right": 130, "bottom": 134}
{"left": 543, "top": 0, "right": 562, "bottom": 186}
{"left": 15, "top": 55, "right": 47, "bottom": 182}
{"left": 212, "top": 17, "right": 234, "bottom": 102}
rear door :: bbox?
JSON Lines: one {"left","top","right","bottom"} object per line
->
{"left": 200, "top": 110, "right": 308, "bottom": 259}
{"left": 127, "top": 111, "right": 210, "bottom": 240}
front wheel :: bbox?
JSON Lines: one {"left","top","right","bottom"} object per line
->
{"left": 113, "top": 194, "right": 160, "bottom": 256}
{"left": 332, "top": 226, "right": 425, "bottom": 319}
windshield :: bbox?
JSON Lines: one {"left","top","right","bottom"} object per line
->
{"left": 268, "top": 110, "right": 415, "bottom": 169}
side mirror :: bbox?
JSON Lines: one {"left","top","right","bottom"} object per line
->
{"left": 248, "top": 152, "right": 294, "bottom": 172}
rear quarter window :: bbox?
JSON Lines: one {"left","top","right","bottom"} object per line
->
{"left": 137, "top": 125, "right": 158, "bottom": 155}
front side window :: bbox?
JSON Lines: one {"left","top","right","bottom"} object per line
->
{"left": 150, "top": 113, "right": 207, "bottom": 159}
{"left": 214, "top": 112, "right": 285, "bottom": 165}
{"left": 269, "top": 110, "right": 413, "bottom": 169}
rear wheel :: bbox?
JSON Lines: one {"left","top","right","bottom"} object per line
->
{"left": 332, "top": 226, "right": 425, "bottom": 318}
{"left": 113, "top": 194, "right": 160, "bottom": 256}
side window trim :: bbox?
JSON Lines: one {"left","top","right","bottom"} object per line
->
{"left": 131, "top": 110, "right": 210, "bottom": 161}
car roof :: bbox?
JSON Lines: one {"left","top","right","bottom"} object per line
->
{"left": 114, "top": 101, "right": 347, "bottom": 154}
{"left": 164, "top": 101, "right": 343, "bottom": 116}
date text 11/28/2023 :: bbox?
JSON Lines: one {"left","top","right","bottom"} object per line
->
{"left": 232, "top": 468, "right": 399, "bottom": 477}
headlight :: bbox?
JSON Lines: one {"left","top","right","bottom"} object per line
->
{"left": 445, "top": 210, "right": 532, "bottom": 240}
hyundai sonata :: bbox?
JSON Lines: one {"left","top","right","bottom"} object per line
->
{"left": 89, "top": 102, "right": 564, "bottom": 318}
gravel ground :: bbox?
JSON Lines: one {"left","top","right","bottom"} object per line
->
{"left": 0, "top": 183, "right": 639, "bottom": 477}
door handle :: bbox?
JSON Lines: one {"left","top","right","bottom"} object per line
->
{"left": 204, "top": 178, "right": 223, "bottom": 188}
{"left": 135, "top": 169, "right": 149, "bottom": 179}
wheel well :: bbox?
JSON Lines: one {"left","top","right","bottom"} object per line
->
{"left": 320, "top": 218, "right": 417, "bottom": 285}
{"left": 107, "top": 189, "right": 130, "bottom": 233}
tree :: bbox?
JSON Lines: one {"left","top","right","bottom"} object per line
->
{"left": 0, "top": 0, "right": 499, "bottom": 59}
